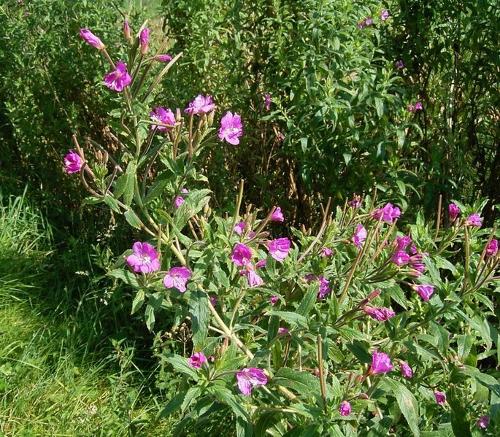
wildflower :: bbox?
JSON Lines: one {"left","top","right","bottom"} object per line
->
{"left": 407, "top": 104, "right": 416, "bottom": 113}
{"left": 476, "top": 415, "right": 490, "bottom": 429}
{"left": 79, "top": 28, "right": 104, "bottom": 50}
{"left": 318, "top": 276, "right": 331, "bottom": 299}
{"left": 278, "top": 327, "right": 289, "bottom": 336}
{"left": 188, "top": 352, "right": 207, "bottom": 369}
{"left": 173, "top": 196, "right": 185, "bottom": 209}
{"left": 321, "top": 247, "right": 333, "bottom": 257}
{"left": 240, "top": 263, "right": 264, "bottom": 288}
{"left": 448, "top": 203, "right": 461, "bottom": 221}
{"left": 349, "top": 195, "right": 362, "bottom": 208}
{"left": 434, "top": 391, "right": 446, "bottom": 405}
{"left": 270, "top": 206, "right": 284, "bottom": 222}
{"left": 231, "top": 243, "right": 252, "bottom": 266}
{"left": 209, "top": 295, "right": 218, "bottom": 307}
{"left": 400, "top": 361, "right": 413, "bottom": 379}
{"left": 126, "top": 242, "right": 160, "bottom": 274}
{"left": 267, "top": 238, "right": 291, "bottom": 262}
{"left": 269, "top": 295, "right": 279, "bottom": 305}
{"left": 155, "top": 54, "right": 173, "bottom": 62}
{"left": 391, "top": 250, "right": 410, "bottom": 266}
{"left": 352, "top": 224, "right": 367, "bottom": 248}
{"left": 395, "top": 60, "right": 405, "bottom": 69}
{"left": 415, "top": 102, "right": 423, "bottom": 111}
{"left": 380, "top": 9, "right": 390, "bottom": 21}
{"left": 103, "top": 61, "right": 132, "bottom": 92}
{"left": 181, "top": 188, "right": 189, "bottom": 194}
{"left": 236, "top": 368, "right": 268, "bottom": 396}
{"left": 264, "top": 93, "right": 271, "bottom": 111}
{"left": 63, "top": 150, "right": 83, "bottom": 174}
{"left": 372, "top": 203, "right": 401, "bottom": 223}
{"left": 150, "top": 107, "right": 176, "bottom": 132}
{"left": 485, "top": 239, "right": 498, "bottom": 257}
{"left": 409, "top": 252, "right": 426, "bottom": 276}
{"left": 185, "top": 94, "right": 216, "bottom": 115}
{"left": 413, "top": 284, "right": 435, "bottom": 301}
{"left": 339, "top": 400, "right": 352, "bottom": 416}
{"left": 465, "top": 213, "right": 482, "bottom": 228}
{"left": 396, "top": 235, "right": 412, "bottom": 250}
{"left": 369, "top": 351, "right": 393, "bottom": 374}
{"left": 233, "top": 221, "right": 247, "bottom": 236}
{"left": 139, "top": 27, "right": 150, "bottom": 54}
{"left": 163, "top": 266, "right": 192, "bottom": 293}
{"left": 363, "top": 306, "right": 396, "bottom": 321}
{"left": 123, "top": 20, "right": 131, "bottom": 41}
{"left": 218, "top": 111, "right": 243, "bottom": 145}
{"left": 255, "top": 259, "right": 267, "bottom": 269}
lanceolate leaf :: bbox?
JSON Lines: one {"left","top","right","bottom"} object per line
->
{"left": 381, "top": 379, "right": 420, "bottom": 436}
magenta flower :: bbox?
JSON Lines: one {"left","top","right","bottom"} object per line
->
{"left": 409, "top": 252, "right": 426, "bottom": 276}
{"left": 126, "top": 242, "right": 161, "bottom": 274}
{"left": 363, "top": 306, "right": 396, "bottom": 321}
{"left": 348, "top": 195, "right": 362, "bottom": 208}
{"left": 63, "top": 150, "right": 83, "bottom": 174}
{"left": 358, "top": 17, "right": 373, "bottom": 29}
{"left": 321, "top": 247, "right": 333, "bottom": 257}
{"left": 139, "top": 27, "right": 150, "bottom": 54}
{"left": 278, "top": 327, "right": 289, "bottom": 336}
{"left": 372, "top": 203, "right": 401, "bottom": 223}
{"left": 185, "top": 94, "right": 216, "bottom": 115}
{"left": 267, "top": 238, "right": 291, "bottom": 262}
{"left": 209, "top": 295, "right": 218, "bottom": 307}
{"left": 369, "top": 351, "right": 393, "bottom": 374}
{"left": 415, "top": 102, "right": 423, "bottom": 111}
{"left": 352, "top": 224, "right": 367, "bottom": 248}
{"left": 218, "top": 111, "right": 243, "bottom": 145}
{"left": 434, "top": 391, "right": 446, "bottom": 405}
{"left": 391, "top": 250, "right": 410, "bottom": 266}
{"left": 400, "top": 361, "right": 413, "bottom": 379}
{"left": 103, "top": 61, "right": 132, "bottom": 92}
{"left": 163, "top": 266, "right": 192, "bottom": 293}
{"left": 155, "top": 54, "right": 173, "bottom": 62}
{"left": 269, "top": 295, "right": 279, "bottom": 305}
{"left": 485, "top": 239, "right": 498, "bottom": 257}
{"left": 188, "top": 352, "right": 207, "bottom": 369}
{"left": 231, "top": 243, "right": 252, "bottom": 266}
{"left": 476, "top": 415, "right": 490, "bottom": 429}
{"left": 318, "top": 276, "right": 331, "bottom": 299}
{"left": 448, "top": 203, "right": 461, "bottom": 221}
{"left": 123, "top": 20, "right": 131, "bottom": 41}
{"left": 396, "top": 235, "right": 412, "bottom": 250}
{"left": 255, "top": 259, "right": 267, "bottom": 269}
{"left": 270, "top": 206, "right": 284, "bottom": 222}
{"left": 264, "top": 93, "right": 272, "bottom": 111}
{"left": 236, "top": 368, "right": 268, "bottom": 396}
{"left": 413, "top": 284, "right": 435, "bottom": 301}
{"left": 465, "top": 213, "right": 482, "bottom": 228}
{"left": 240, "top": 263, "right": 264, "bottom": 288}
{"left": 174, "top": 196, "right": 185, "bottom": 209}
{"left": 79, "top": 28, "right": 104, "bottom": 50}
{"left": 233, "top": 221, "right": 247, "bottom": 236}
{"left": 150, "top": 107, "right": 176, "bottom": 132}
{"left": 339, "top": 400, "right": 352, "bottom": 416}
{"left": 380, "top": 9, "right": 390, "bottom": 21}
{"left": 395, "top": 60, "right": 405, "bottom": 69}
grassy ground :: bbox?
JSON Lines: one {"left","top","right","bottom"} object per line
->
{"left": 0, "top": 193, "right": 173, "bottom": 436}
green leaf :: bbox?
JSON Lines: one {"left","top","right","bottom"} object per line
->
{"left": 448, "top": 387, "right": 472, "bottom": 437}
{"left": 174, "top": 189, "right": 211, "bottom": 230}
{"left": 375, "top": 97, "right": 384, "bottom": 118}
{"left": 165, "top": 354, "right": 199, "bottom": 380}
{"left": 108, "top": 269, "right": 139, "bottom": 288}
{"left": 189, "top": 290, "right": 209, "bottom": 348}
{"left": 124, "top": 209, "right": 142, "bottom": 229}
{"left": 145, "top": 304, "right": 155, "bottom": 331}
{"left": 210, "top": 386, "right": 249, "bottom": 420}
{"left": 158, "top": 391, "right": 188, "bottom": 418}
{"left": 268, "top": 311, "right": 308, "bottom": 328}
{"left": 273, "top": 367, "right": 321, "bottom": 398}
{"left": 296, "top": 284, "right": 318, "bottom": 317}
{"left": 381, "top": 379, "right": 420, "bottom": 436}
{"left": 181, "top": 386, "right": 202, "bottom": 412}
{"left": 103, "top": 195, "right": 121, "bottom": 213}
{"left": 131, "top": 289, "right": 145, "bottom": 314}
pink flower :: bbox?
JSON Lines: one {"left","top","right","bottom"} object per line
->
{"left": 465, "top": 213, "right": 482, "bottom": 228}
{"left": 188, "top": 352, "right": 207, "bottom": 369}
{"left": 63, "top": 150, "right": 83, "bottom": 174}
{"left": 270, "top": 206, "right": 284, "bottom": 222}
{"left": 363, "top": 306, "right": 395, "bottom": 321}
{"left": 209, "top": 295, "right": 218, "bottom": 307}
{"left": 103, "top": 61, "right": 132, "bottom": 92}
{"left": 415, "top": 102, "right": 423, "bottom": 111}
{"left": 413, "top": 284, "right": 435, "bottom": 301}
{"left": 218, "top": 111, "right": 243, "bottom": 145}
{"left": 139, "top": 27, "right": 150, "bottom": 54}
{"left": 269, "top": 295, "right": 279, "bottom": 305}
{"left": 231, "top": 243, "right": 252, "bottom": 266}
{"left": 321, "top": 247, "right": 333, "bottom": 257}
{"left": 267, "top": 238, "right": 291, "bottom": 262}
{"left": 352, "top": 224, "right": 367, "bottom": 248}
{"left": 233, "top": 221, "right": 247, "bottom": 236}
{"left": 150, "top": 107, "right": 176, "bottom": 132}
{"left": 369, "top": 351, "right": 393, "bottom": 374}
{"left": 395, "top": 60, "right": 405, "bottom": 69}
{"left": 485, "top": 239, "right": 498, "bottom": 257}
{"left": 476, "top": 415, "right": 490, "bottom": 429}
{"left": 79, "top": 28, "right": 104, "bottom": 50}
{"left": 126, "top": 242, "right": 161, "bottom": 274}
{"left": 163, "top": 266, "right": 192, "bottom": 293}
{"left": 264, "top": 93, "right": 272, "bottom": 111}
{"left": 185, "top": 94, "right": 215, "bottom": 115}
{"left": 372, "top": 203, "right": 401, "bottom": 223}
{"left": 448, "top": 203, "right": 461, "bottom": 221}
{"left": 278, "top": 327, "right": 289, "bottom": 336}
{"left": 380, "top": 9, "right": 390, "bottom": 21}
{"left": 317, "top": 276, "right": 331, "bottom": 299}
{"left": 358, "top": 17, "right": 373, "bottom": 29}
{"left": 255, "top": 259, "right": 267, "bottom": 269}
{"left": 155, "top": 54, "right": 173, "bottom": 62}
{"left": 434, "top": 391, "right": 446, "bottom": 405}
{"left": 391, "top": 250, "right": 410, "bottom": 266}
{"left": 240, "top": 263, "right": 264, "bottom": 288}
{"left": 349, "top": 195, "right": 362, "bottom": 208}
{"left": 174, "top": 196, "right": 185, "bottom": 209}
{"left": 407, "top": 104, "right": 416, "bottom": 113}
{"left": 339, "top": 400, "right": 352, "bottom": 416}
{"left": 236, "top": 368, "right": 268, "bottom": 396}
{"left": 400, "top": 361, "right": 413, "bottom": 379}
{"left": 396, "top": 235, "right": 412, "bottom": 250}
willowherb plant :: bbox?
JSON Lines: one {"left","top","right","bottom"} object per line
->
{"left": 67, "top": 20, "right": 499, "bottom": 435}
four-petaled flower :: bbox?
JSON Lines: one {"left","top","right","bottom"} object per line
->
{"left": 413, "top": 284, "right": 435, "bottom": 301}
{"left": 318, "top": 276, "right": 331, "bottom": 299}
{"left": 163, "top": 266, "right": 192, "bottom": 293}
{"left": 321, "top": 247, "right": 333, "bottom": 257}
{"left": 174, "top": 196, "right": 185, "bottom": 209}
{"left": 339, "top": 400, "right": 352, "bottom": 416}
{"left": 476, "top": 415, "right": 489, "bottom": 429}
{"left": 392, "top": 250, "right": 410, "bottom": 266}
{"left": 380, "top": 9, "right": 390, "bottom": 21}
{"left": 269, "top": 295, "right": 279, "bottom": 305}
{"left": 485, "top": 239, "right": 498, "bottom": 258}
{"left": 240, "top": 263, "right": 264, "bottom": 287}
{"left": 395, "top": 60, "right": 405, "bottom": 69}
{"left": 126, "top": 242, "right": 161, "bottom": 274}
{"left": 267, "top": 238, "right": 291, "bottom": 262}
{"left": 236, "top": 368, "right": 268, "bottom": 396}
{"left": 363, "top": 306, "right": 396, "bottom": 321}
{"left": 434, "top": 391, "right": 446, "bottom": 405}
{"left": 372, "top": 203, "right": 401, "bottom": 223}
{"left": 352, "top": 224, "right": 367, "bottom": 248}
{"left": 231, "top": 243, "right": 252, "bottom": 266}
{"left": 185, "top": 94, "right": 216, "bottom": 115}
{"left": 369, "top": 351, "right": 393, "bottom": 374}
{"left": 103, "top": 61, "right": 132, "bottom": 92}
{"left": 465, "top": 213, "right": 482, "bottom": 228}
{"left": 400, "top": 361, "right": 413, "bottom": 379}
{"left": 188, "top": 352, "right": 207, "bottom": 369}
{"left": 448, "top": 203, "right": 461, "bottom": 221}
{"left": 150, "top": 107, "right": 176, "bottom": 132}
{"left": 218, "top": 111, "right": 243, "bottom": 145}
{"left": 233, "top": 221, "right": 247, "bottom": 236}
{"left": 270, "top": 206, "right": 284, "bottom": 222}
{"left": 63, "top": 150, "right": 83, "bottom": 174}
{"left": 79, "top": 28, "right": 105, "bottom": 50}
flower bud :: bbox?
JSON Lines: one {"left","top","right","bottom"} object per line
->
{"left": 123, "top": 20, "right": 131, "bottom": 42}
{"left": 139, "top": 27, "right": 150, "bottom": 54}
